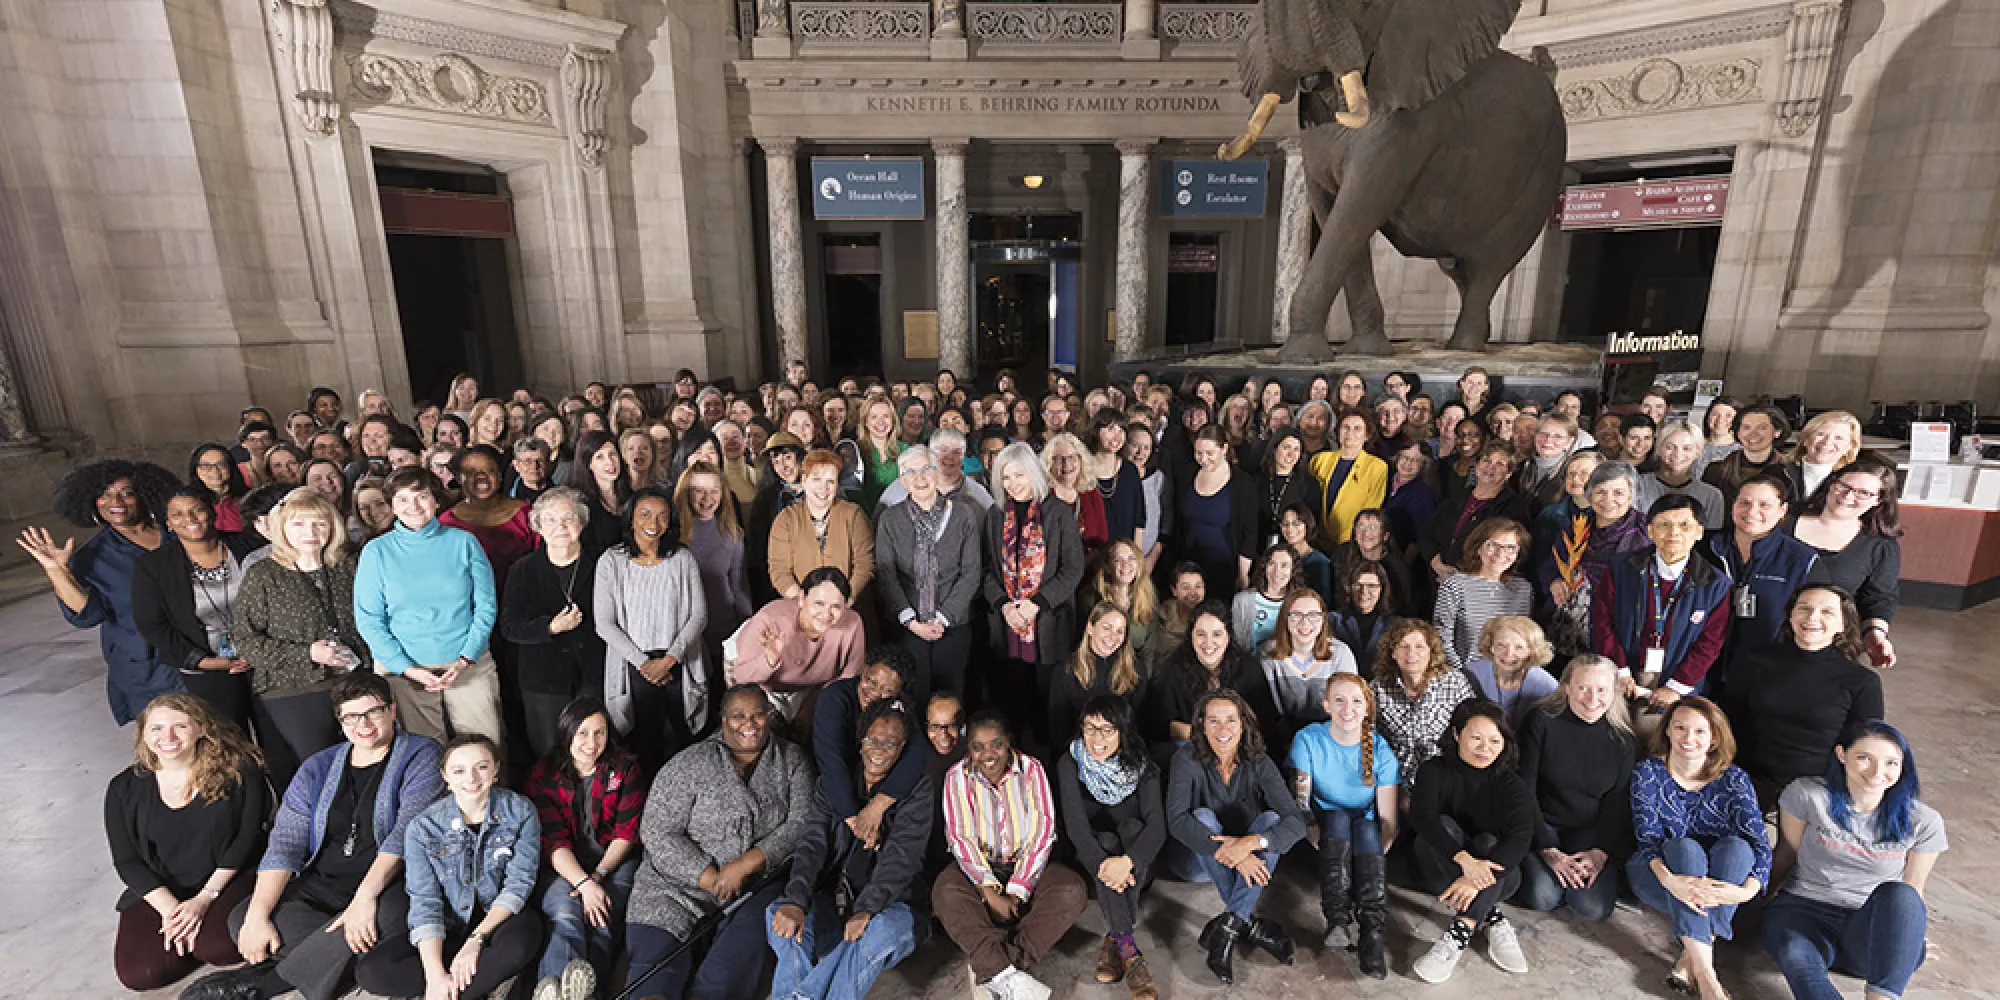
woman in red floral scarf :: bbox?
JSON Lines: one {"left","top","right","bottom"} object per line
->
{"left": 982, "top": 442, "right": 1086, "bottom": 750}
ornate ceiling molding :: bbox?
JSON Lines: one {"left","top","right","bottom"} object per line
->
{"left": 331, "top": 0, "right": 568, "bottom": 67}
{"left": 1559, "top": 56, "right": 1762, "bottom": 122}
{"left": 1540, "top": 7, "right": 1792, "bottom": 71}
{"left": 346, "top": 51, "right": 553, "bottom": 124}
{"left": 739, "top": 74, "right": 1236, "bottom": 90}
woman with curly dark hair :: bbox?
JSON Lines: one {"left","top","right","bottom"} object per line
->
{"left": 187, "top": 443, "right": 250, "bottom": 533}
{"left": 15, "top": 459, "right": 183, "bottom": 724}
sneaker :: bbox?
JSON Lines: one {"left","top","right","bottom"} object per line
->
{"left": 533, "top": 976, "right": 562, "bottom": 1000}
{"left": 560, "top": 958, "right": 597, "bottom": 1000}
{"left": 987, "top": 966, "right": 1053, "bottom": 1000}
{"left": 1412, "top": 929, "right": 1467, "bottom": 984}
{"left": 1484, "top": 915, "right": 1528, "bottom": 974}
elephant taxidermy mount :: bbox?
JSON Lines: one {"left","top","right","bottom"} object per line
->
{"left": 1220, "top": 0, "right": 1567, "bottom": 359}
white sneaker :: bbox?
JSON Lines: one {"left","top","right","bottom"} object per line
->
{"left": 987, "top": 966, "right": 1053, "bottom": 1000}
{"left": 1412, "top": 929, "right": 1467, "bottom": 984}
{"left": 532, "top": 976, "right": 561, "bottom": 1000}
{"left": 1484, "top": 915, "right": 1528, "bottom": 974}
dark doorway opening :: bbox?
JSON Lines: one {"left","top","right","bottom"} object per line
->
{"left": 1165, "top": 232, "right": 1223, "bottom": 346}
{"left": 821, "top": 234, "right": 884, "bottom": 377}
{"left": 972, "top": 213, "right": 1083, "bottom": 380}
{"left": 1557, "top": 226, "right": 1721, "bottom": 345}
{"left": 375, "top": 156, "right": 525, "bottom": 407}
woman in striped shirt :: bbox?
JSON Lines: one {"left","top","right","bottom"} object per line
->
{"left": 1433, "top": 517, "right": 1534, "bottom": 668}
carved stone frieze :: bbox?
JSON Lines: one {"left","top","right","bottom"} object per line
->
{"left": 1558, "top": 57, "right": 1761, "bottom": 122}
{"left": 1157, "top": 4, "right": 1256, "bottom": 45}
{"left": 561, "top": 44, "right": 610, "bottom": 166}
{"left": 330, "top": 0, "right": 567, "bottom": 67}
{"left": 966, "top": 3, "right": 1121, "bottom": 44}
{"left": 792, "top": 2, "right": 932, "bottom": 43}
{"left": 1539, "top": 6, "right": 1792, "bottom": 71}
{"left": 346, "top": 52, "right": 553, "bottom": 124}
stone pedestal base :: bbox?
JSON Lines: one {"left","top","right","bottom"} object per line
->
{"left": 931, "top": 37, "right": 969, "bottom": 59}
{"left": 1110, "top": 341, "right": 1606, "bottom": 401}
{"left": 752, "top": 36, "right": 794, "bottom": 59}
{"left": 1121, "top": 37, "right": 1161, "bottom": 59}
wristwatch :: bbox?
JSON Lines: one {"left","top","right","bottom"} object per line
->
{"left": 468, "top": 930, "right": 488, "bottom": 946}
{"left": 1256, "top": 835, "right": 1270, "bottom": 852}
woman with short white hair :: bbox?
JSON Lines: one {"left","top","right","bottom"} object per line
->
{"left": 983, "top": 441, "right": 1086, "bottom": 745}
{"left": 874, "top": 445, "right": 982, "bottom": 703}
{"left": 499, "top": 486, "right": 606, "bottom": 758}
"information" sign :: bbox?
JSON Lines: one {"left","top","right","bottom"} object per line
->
{"left": 1559, "top": 177, "right": 1730, "bottom": 230}
{"left": 810, "top": 158, "right": 926, "bottom": 220}
{"left": 1160, "top": 160, "right": 1268, "bottom": 217}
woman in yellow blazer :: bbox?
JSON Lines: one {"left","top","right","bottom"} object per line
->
{"left": 1309, "top": 407, "right": 1390, "bottom": 545}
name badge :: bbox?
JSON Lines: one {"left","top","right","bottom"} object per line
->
{"left": 1642, "top": 647, "right": 1666, "bottom": 683}
{"left": 1733, "top": 585, "right": 1756, "bottom": 619}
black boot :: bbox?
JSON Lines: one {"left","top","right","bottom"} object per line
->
{"left": 1204, "top": 912, "right": 1248, "bottom": 984}
{"left": 1317, "top": 835, "right": 1354, "bottom": 949}
{"left": 181, "top": 962, "right": 274, "bottom": 1000}
{"left": 1354, "top": 853, "right": 1390, "bottom": 980}
{"left": 1247, "top": 915, "right": 1297, "bottom": 965}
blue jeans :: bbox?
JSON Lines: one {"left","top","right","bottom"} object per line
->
{"left": 766, "top": 899, "right": 919, "bottom": 1000}
{"left": 1514, "top": 845, "right": 1619, "bottom": 921}
{"left": 1627, "top": 836, "right": 1755, "bottom": 944}
{"left": 1191, "top": 808, "right": 1281, "bottom": 919}
{"left": 1317, "top": 806, "right": 1384, "bottom": 857}
{"left": 1764, "top": 883, "right": 1929, "bottom": 1000}
{"left": 536, "top": 857, "right": 638, "bottom": 981}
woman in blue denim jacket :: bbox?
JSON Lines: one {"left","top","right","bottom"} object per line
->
{"left": 356, "top": 735, "right": 542, "bottom": 1000}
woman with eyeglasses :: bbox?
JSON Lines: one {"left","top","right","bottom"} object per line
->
{"left": 499, "top": 488, "right": 606, "bottom": 760}
{"left": 188, "top": 443, "right": 251, "bottom": 533}
{"left": 1786, "top": 453, "right": 1902, "bottom": 668}
{"left": 1056, "top": 696, "right": 1165, "bottom": 999}
{"left": 1432, "top": 518, "right": 1533, "bottom": 669}
{"left": 1258, "top": 587, "right": 1359, "bottom": 753}
{"left": 875, "top": 445, "right": 983, "bottom": 705}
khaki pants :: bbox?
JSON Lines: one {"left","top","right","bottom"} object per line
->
{"left": 385, "top": 652, "right": 506, "bottom": 759}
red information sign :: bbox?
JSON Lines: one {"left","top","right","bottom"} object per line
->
{"left": 1559, "top": 177, "right": 1730, "bottom": 231}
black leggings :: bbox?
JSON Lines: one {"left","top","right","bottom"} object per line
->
{"left": 353, "top": 909, "right": 544, "bottom": 1000}
{"left": 897, "top": 624, "right": 973, "bottom": 707}
{"left": 625, "top": 663, "right": 694, "bottom": 775}
{"left": 1412, "top": 816, "right": 1521, "bottom": 925}
{"left": 252, "top": 691, "right": 339, "bottom": 793}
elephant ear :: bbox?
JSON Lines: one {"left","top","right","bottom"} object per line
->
{"left": 1368, "top": 0, "right": 1521, "bottom": 111}
{"left": 1236, "top": 15, "right": 1299, "bottom": 103}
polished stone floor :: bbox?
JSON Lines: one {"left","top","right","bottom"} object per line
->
{"left": 4, "top": 593, "right": 1996, "bottom": 1000}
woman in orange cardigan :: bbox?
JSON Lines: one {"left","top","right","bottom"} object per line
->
{"left": 1310, "top": 408, "right": 1391, "bottom": 546}
{"left": 767, "top": 449, "right": 877, "bottom": 629}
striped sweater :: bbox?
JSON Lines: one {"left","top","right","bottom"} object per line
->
{"left": 940, "top": 752, "right": 1057, "bottom": 899}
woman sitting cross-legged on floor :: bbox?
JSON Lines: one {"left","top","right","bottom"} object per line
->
{"left": 1627, "top": 697, "right": 1771, "bottom": 1000}
{"left": 1166, "top": 689, "right": 1308, "bottom": 985}
{"left": 1763, "top": 720, "right": 1946, "bottom": 1000}
{"left": 1408, "top": 698, "right": 1537, "bottom": 984}
{"left": 1055, "top": 695, "right": 1166, "bottom": 1000}
{"left": 766, "top": 697, "right": 932, "bottom": 1000}
{"left": 1511, "top": 654, "right": 1635, "bottom": 922}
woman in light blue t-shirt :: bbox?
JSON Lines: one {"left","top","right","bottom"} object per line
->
{"left": 1287, "top": 673, "right": 1398, "bottom": 980}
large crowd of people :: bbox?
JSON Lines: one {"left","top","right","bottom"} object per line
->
{"left": 17, "top": 362, "right": 1945, "bottom": 1000}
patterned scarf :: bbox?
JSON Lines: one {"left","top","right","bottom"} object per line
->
{"left": 1070, "top": 738, "right": 1143, "bottom": 806}
{"left": 1001, "top": 500, "right": 1047, "bottom": 644}
{"left": 907, "top": 495, "right": 948, "bottom": 622}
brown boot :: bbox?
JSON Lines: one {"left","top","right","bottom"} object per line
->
{"left": 1095, "top": 934, "right": 1125, "bottom": 983}
{"left": 1124, "top": 954, "right": 1158, "bottom": 1000}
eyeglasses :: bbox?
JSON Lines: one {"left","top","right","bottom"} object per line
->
{"left": 196, "top": 460, "right": 233, "bottom": 472}
{"left": 338, "top": 704, "right": 390, "bottom": 729}
{"left": 1830, "top": 482, "right": 1881, "bottom": 502}
{"left": 902, "top": 465, "right": 937, "bottom": 476}
{"left": 1482, "top": 541, "right": 1521, "bottom": 553}
{"left": 859, "top": 736, "right": 905, "bottom": 750}
{"left": 1285, "top": 610, "right": 1323, "bottom": 621}
{"left": 1081, "top": 722, "right": 1120, "bottom": 737}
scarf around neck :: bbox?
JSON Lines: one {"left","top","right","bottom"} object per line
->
{"left": 1070, "top": 738, "right": 1143, "bottom": 806}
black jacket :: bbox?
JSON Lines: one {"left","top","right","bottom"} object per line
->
{"left": 781, "top": 767, "right": 934, "bottom": 917}
{"left": 812, "top": 677, "right": 927, "bottom": 821}
{"left": 130, "top": 532, "right": 265, "bottom": 670}
{"left": 982, "top": 497, "right": 1087, "bottom": 666}
{"left": 1056, "top": 754, "right": 1167, "bottom": 875}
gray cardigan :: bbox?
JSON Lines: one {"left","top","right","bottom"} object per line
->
{"left": 874, "top": 494, "right": 983, "bottom": 628}
{"left": 594, "top": 548, "right": 709, "bottom": 736}
{"left": 628, "top": 734, "right": 814, "bottom": 938}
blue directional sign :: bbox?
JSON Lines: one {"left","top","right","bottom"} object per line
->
{"left": 1160, "top": 159, "right": 1269, "bottom": 217}
{"left": 809, "top": 157, "right": 927, "bottom": 220}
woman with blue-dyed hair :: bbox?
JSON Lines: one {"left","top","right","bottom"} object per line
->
{"left": 1763, "top": 720, "right": 1946, "bottom": 1000}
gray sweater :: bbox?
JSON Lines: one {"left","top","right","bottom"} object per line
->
{"left": 874, "top": 494, "right": 983, "bottom": 628}
{"left": 594, "top": 549, "right": 709, "bottom": 736}
{"left": 628, "top": 734, "right": 815, "bottom": 938}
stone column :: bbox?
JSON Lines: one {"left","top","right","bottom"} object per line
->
{"left": 933, "top": 139, "right": 973, "bottom": 378}
{"left": 1122, "top": 0, "right": 1161, "bottom": 59}
{"left": 1114, "top": 139, "right": 1155, "bottom": 361}
{"left": 1271, "top": 138, "right": 1310, "bottom": 347}
{"left": 753, "top": 0, "right": 793, "bottom": 58}
{"left": 761, "top": 137, "right": 809, "bottom": 373}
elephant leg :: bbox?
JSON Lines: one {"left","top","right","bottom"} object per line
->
{"left": 1445, "top": 264, "right": 1505, "bottom": 352}
{"left": 1342, "top": 252, "right": 1392, "bottom": 355}
{"left": 1280, "top": 131, "right": 1423, "bottom": 361}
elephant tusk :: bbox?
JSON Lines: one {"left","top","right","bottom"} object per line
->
{"left": 1334, "top": 70, "right": 1371, "bottom": 129}
{"left": 1217, "top": 92, "right": 1282, "bottom": 160}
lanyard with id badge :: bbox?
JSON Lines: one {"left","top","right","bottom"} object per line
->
{"left": 1637, "top": 569, "right": 1682, "bottom": 697}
